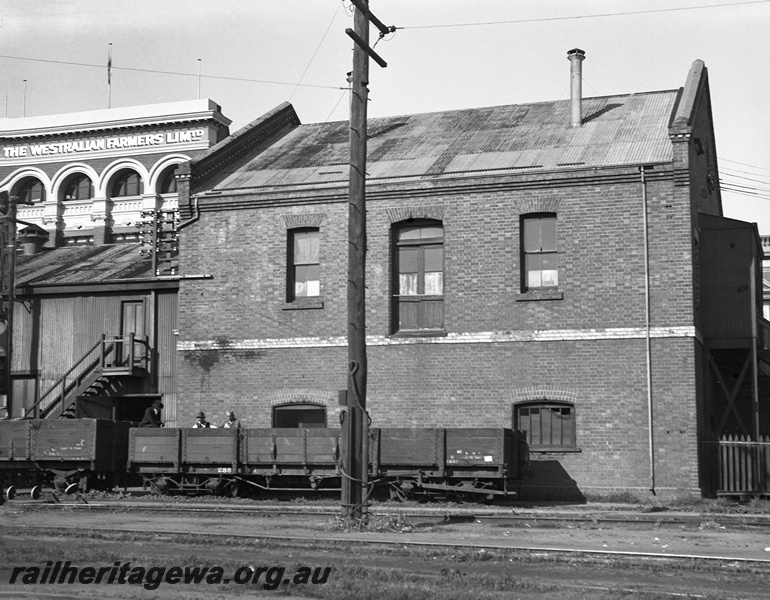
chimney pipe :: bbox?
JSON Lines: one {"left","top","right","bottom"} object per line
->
{"left": 568, "top": 48, "right": 586, "bottom": 127}
{"left": 18, "top": 225, "right": 49, "bottom": 256}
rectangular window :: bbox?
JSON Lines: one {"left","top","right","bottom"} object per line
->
{"left": 515, "top": 403, "right": 575, "bottom": 450}
{"left": 522, "top": 215, "right": 558, "bottom": 290}
{"left": 289, "top": 229, "right": 320, "bottom": 300}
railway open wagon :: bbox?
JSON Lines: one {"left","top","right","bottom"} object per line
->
{"left": 128, "top": 427, "right": 240, "bottom": 494}
{"left": 240, "top": 428, "right": 342, "bottom": 493}
{"left": 128, "top": 426, "right": 526, "bottom": 501}
{"left": 0, "top": 418, "right": 132, "bottom": 499}
{"left": 128, "top": 427, "right": 342, "bottom": 495}
{"left": 372, "top": 428, "right": 526, "bottom": 501}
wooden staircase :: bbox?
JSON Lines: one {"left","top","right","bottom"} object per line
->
{"left": 25, "top": 334, "right": 149, "bottom": 419}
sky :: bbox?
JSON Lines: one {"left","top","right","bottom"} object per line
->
{"left": 0, "top": 0, "right": 767, "bottom": 233}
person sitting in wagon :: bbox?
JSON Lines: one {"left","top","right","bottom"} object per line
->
{"left": 221, "top": 410, "right": 241, "bottom": 429}
{"left": 139, "top": 400, "right": 163, "bottom": 428}
{"left": 193, "top": 411, "right": 215, "bottom": 428}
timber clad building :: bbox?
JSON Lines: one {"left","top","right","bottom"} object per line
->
{"left": 174, "top": 56, "right": 769, "bottom": 498}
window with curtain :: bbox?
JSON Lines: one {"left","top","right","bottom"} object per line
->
{"left": 288, "top": 228, "right": 320, "bottom": 300}
{"left": 392, "top": 220, "right": 444, "bottom": 333}
{"left": 522, "top": 214, "right": 558, "bottom": 290}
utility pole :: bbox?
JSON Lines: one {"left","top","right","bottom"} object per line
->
{"left": 341, "top": 0, "right": 393, "bottom": 520}
{"left": 0, "top": 192, "right": 16, "bottom": 417}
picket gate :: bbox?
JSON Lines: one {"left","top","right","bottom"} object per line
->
{"left": 717, "top": 434, "right": 770, "bottom": 497}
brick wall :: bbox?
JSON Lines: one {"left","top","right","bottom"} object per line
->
{"left": 177, "top": 166, "right": 704, "bottom": 497}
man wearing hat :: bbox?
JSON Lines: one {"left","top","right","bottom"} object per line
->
{"left": 139, "top": 399, "right": 163, "bottom": 428}
{"left": 193, "top": 411, "right": 215, "bottom": 428}
{"left": 221, "top": 410, "right": 241, "bottom": 429}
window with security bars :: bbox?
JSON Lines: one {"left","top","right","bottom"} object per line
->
{"left": 515, "top": 402, "right": 575, "bottom": 450}
{"left": 392, "top": 220, "right": 444, "bottom": 333}
{"left": 522, "top": 214, "right": 558, "bottom": 290}
{"left": 288, "top": 228, "right": 320, "bottom": 300}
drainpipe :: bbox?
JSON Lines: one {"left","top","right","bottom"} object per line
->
{"left": 641, "top": 166, "right": 656, "bottom": 495}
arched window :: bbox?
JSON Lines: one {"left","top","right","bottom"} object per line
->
{"left": 62, "top": 174, "right": 93, "bottom": 201}
{"left": 392, "top": 219, "right": 444, "bottom": 333}
{"left": 159, "top": 167, "right": 178, "bottom": 194}
{"left": 15, "top": 178, "right": 45, "bottom": 204}
{"left": 111, "top": 170, "right": 143, "bottom": 197}
{"left": 514, "top": 401, "right": 576, "bottom": 450}
{"left": 272, "top": 403, "right": 327, "bottom": 428}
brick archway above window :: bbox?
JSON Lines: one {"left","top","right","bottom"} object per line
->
{"left": 513, "top": 197, "right": 562, "bottom": 215}
{"left": 387, "top": 204, "right": 446, "bottom": 224}
{"left": 511, "top": 385, "right": 578, "bottom": 405}
{"left": 266, "top": 388, "right": 336, "bottom": 407}
{"left": 283, "top": 213, "right": 325, "bottom": 229}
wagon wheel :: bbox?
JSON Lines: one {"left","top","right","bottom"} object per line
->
{"left": 229, "top": 479, "right": 242, "bottom": 498}
{"left": 3, "top": 485, "right": 16, "bottom": 501}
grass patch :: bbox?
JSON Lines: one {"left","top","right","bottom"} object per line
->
{"left": 325, "top": 512, "right": 416, "bottom": 533}
{"left": 582, "top": 491, "right": 770, "bottom": 515}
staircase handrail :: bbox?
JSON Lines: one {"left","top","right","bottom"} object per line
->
{"left": 101, "top": 333, "right": 150, "bottom": 370}
{"left": 26, "top": 337, "right": 114, "bottom": 419}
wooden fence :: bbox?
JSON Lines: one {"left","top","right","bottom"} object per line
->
{"left": 717, "top": 435, "right": 770, "bottom": 497}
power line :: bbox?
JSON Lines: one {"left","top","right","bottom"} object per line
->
{"left": 0, "top": 53, "right": 345, "bottom": 91}
{"left": 398, "top": 0, "right": 770, "bottom": 30}
{"left": 721, "top": 170, "right": 770, "bottom": 187}
{"left": 720, "top": 157, "right": 770, "bottom": 173}
{"left": 289, "top": 0, "right": 346, "bottom": 102}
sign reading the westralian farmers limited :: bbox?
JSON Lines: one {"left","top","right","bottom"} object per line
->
{"left": 2, "top": 128, "right": 206, "bottom": 158}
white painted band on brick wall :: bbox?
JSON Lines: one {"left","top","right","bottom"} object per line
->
{"left": 177, "top": 326, "right": 698, "bottom": 351}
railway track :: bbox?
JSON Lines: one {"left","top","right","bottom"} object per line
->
{"left": 4, "top": 503, "right": 769, "bottom": 599}
{"left": 6, "top": 520, "right": 770, "bottom": 566}
{"left": 7, "top": 495, "right": 770, "bottom": 530}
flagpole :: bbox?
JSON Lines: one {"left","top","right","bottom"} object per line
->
{"left": 107, "top": 43, "right": 113, "bottom": 108}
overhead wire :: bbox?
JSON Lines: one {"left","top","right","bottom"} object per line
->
{"left": 288, "top": 0, "right": 346, "bottom": 102}
{"left": 0, "top": 53, "right": 346, "bottom": 91}
{"left": 397, "top": 0, "right": 770, "bottom": 30}
{"left": 718, "top": 159, "right": 770, "bottom": 200}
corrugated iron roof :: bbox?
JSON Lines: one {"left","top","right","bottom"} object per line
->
{"left": 15, "top": 243, "right": 154, "bottom": 286}
{"left": 214, "top": 90, "right": 679, "bottom": 191}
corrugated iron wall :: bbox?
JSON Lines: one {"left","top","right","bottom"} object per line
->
{"left": 156, "top": 290, "right": 178, "bottom": 426}
{"left": 12, "top": 289, "right": 179, "bottom": 417}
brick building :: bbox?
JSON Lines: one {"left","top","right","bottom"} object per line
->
{"left": 174, "top": 54, "right": 768, "bottom": 498}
